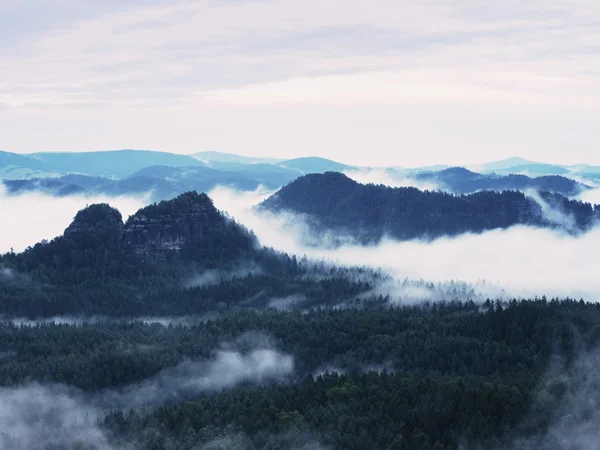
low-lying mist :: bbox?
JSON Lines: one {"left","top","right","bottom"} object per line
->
{"left": 472, "top": 347, "right": 600, "bottom": 450}
{"left": 343, "top": 168, "right": 442, "bottom": 191}
{"left": 209, "top": 186, "right": 600, "bottom": 302}
{"left": 0, "top": 186, "right": 148, "bottom": 253}
{"left": 0, "top": 335, "right": 293, "bottom": 450}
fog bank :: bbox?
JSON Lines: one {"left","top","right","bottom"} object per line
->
{"left": 0, "top": 186, "right": 148, "bottom": 253}
{"left": 209, "top": 186, "right": 600, "bottom": 301}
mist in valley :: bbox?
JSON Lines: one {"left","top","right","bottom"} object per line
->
{"left": 209, "top": 185, "right": 600, "bottom": 302}
{"left": 0, "top": 335, "right": 294, "bottom": 450}
{"left": 0, "top": 186, "right": 148, "bottom": 253}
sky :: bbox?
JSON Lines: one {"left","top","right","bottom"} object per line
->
{"left": 1, "top": 0, "right": 600, "bottom": 167}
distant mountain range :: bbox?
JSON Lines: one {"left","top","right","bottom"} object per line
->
{"left": 0, "top": 150, "right": 353, "bottom": 200}
{"left": 1, "top": 149, "right": 599, "bottom": 201}
{"left": 191, "top": 151, "right": 283, "bottom": 166}
{"left": 260, "top": 172, "right": 599, "bottom": 245}
{"left": 472, "top": 156, "right": 600, "bottom": 180}
{"left": 0, "top": 149, "right": 205, "bottom": 179}
{"left": 411, "top": 167, "right": 587, "bottom": 196}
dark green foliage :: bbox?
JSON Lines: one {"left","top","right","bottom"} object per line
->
{"left": 261, "top": 172, "right": 599, "bottom": 243}
{"left": 0, "top": 192, "right": 372, "bottom": 317}
{"left": 1, "top": 300, "right": 598, "bottom": 449}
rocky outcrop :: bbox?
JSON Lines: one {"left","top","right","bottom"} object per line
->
{"left": 121, "top": 192, "right": 227, "bottom": 262}
{"left": 64, "top": 203, "right": 124, "bottom": 242}
{"left": 59, "top": 192, "right": 236, "bottom": 262}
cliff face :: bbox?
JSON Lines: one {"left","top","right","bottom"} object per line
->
{"left": 61, "top": 192, "right": 232, "bottom": 262}
{"left": 121, "top": 192, "right": 227, "bottom": 262}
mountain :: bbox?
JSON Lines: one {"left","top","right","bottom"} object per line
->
{"left": 0, "top": 191, "right": 371, "bottom": 317}
{"left": 260, "top": 172, "right": 599, "bottom": 244}
{"left": 2, "top": 178, "right": 88, "bottom": 196}
{"left": 26, "top": 149, "right": 206, "bottom": 178}
{"left": 191, "top": 151, "right": 283, "bottom": 165}
{"left": 2, "top": 165, "right": 270, "bottom": 201}
{"left": 414, "top": 167, "right": 588, "bottom": 196}
{"left": 488, "top": 163, "right": 570, "bottom": 176}
{"left": 569, "top": 164, "right": 600, "bottom": 175}
{"left": 479, "top": 157, "right": 537, "bottom": 172}
{"left": 476, "top": 157, "right": 573, "bottom": 176}
{"left": 278, "top": 156, "right": 349, "bottom": 174}
{"left": 0, "top": 150, "right": 59, "bottom": 179}
{"left": 122, "top": 191, "right": 256, "bottom": 263}
{"left": 0, "top": 149, "right": 207, "bottom": 179}
{"left": 0, "top": 150, "right": 50, "bottom": 171}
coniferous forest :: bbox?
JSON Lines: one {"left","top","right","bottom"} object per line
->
{"left": 0, "top": 190, "right": 599, "bottom": 450}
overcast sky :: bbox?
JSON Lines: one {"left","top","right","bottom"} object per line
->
{"left": 1, "top": 0, "right": 600, "bottom": 167}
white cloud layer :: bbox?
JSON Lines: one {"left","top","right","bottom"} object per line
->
{"left": 209, "top": 186, "right": 600, "bottom": 302}
{"left": 0, "top": 187, "right": 147, "bottom": 253}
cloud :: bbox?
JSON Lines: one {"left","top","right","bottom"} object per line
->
{"left": 0, "top": 336, "right": 293, "bottom": 449}
{"left": 268, "top": 294, "right": 308, "bottom": 311}
{"left": 98, "top": 347, "right": 294, "bottom": 408}
{"left": 527, "top": 189, "right": 578, "bottom": 231}
{"left": 1, "top": 315, "right": 215, "bottom": 327}
{"left": 184, "top": 263, "right": 264, "bottom": 288}
{"left": 201, "top": 428, "right": 331, "bottom": 450}
{"left": 578, "top": 188, "right": 600, "bottom": 205}
{"left": 0, "top": 186, "right": 148, "bottom": 253}
{"left": 210, "top": 186, "right": 600, "bottom": 301}
{"left": 479, "top": 347, "right": 600, "bottom": 450}
{"left": 0, "top": 383, "right": 114, "bottom": 450}
{"left": 343, "top": 168, "right": 443, "bottom": 191}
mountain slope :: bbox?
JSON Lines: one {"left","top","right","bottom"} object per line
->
{"left": 26, "top": 149, "right": 206, "bottom": 178}
{"left": 191, "top": 151, "right": 282, "bottom": 165}
{"left": 0, "top": 191, "right": 371, "bottom": 317}
{"left": 278, "top": 156, "right": 349, "bottom": 174}
{"left": 480, "top": 157, "right": 537, "bottom": 172}
{"left": 2, "top": 165, "right": 269, "bottom": 201}
{"left": 414, "top": 167, "right": 587, "bottom": 195}
{"left": 261, "top": 172, "right": 599, "bottom": 244}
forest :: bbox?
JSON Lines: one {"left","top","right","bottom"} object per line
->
{"left": 0, "top": 299, "right": 599, "bottom": 449}
{"left": 1, "top": 191, "right": 599, "bottom": 449}
{"left": 260, "top": 172, "right": 599, "bottom": 244}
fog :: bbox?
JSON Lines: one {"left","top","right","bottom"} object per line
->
{"left": 578, "top": 187, "right": 600, "bottom": 205}
{"left": 526, "top": 189, "right": 577, "bottom": 231}
{"left": 475, "top": 347, "right": 600, "bottom": 450}
{"left": 184, "top": 262, "right": 264, "bottom": 288}
{"left": 209, "top": 186, "right": 600, "bottom": 301}
{"left": 0, "top": 383, "right": 115, "bottom": 450}
{"left": 0, "top": 186, "right": 148, "bottom": 253}
{"left": 98, "top": 347, "right": 294, "bottom": 408}
{"left": 0, "top": 337, "right": 294, "bottom": 449}
{"left": 1, "top": 315, "right": 216, "bottom": 327}
{"left": 201, "top": 429, "right": 331, "bottom": 450}
{"left": 343, "top": 168, "right": 442, "bottom": 191}
{"left": 2, "top": 182, "right": 598, "bottom": 302}
{"left": 267, "top": 294, "right": 309, "bottom": 311}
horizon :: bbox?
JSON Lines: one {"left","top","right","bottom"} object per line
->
{"left": 2, "top": 0, "right": 600, "bottom": 166}
{"left": 0, "top": 148, "right": 596, "bottom": 170}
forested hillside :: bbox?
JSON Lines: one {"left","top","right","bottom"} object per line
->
{"left": 0, "top": 192, "right": 374, "bottom": 317}
{"left": 1, "top": 299, "right": 599, "bottom": 449}
{"left": 2, "top": 190, "right": 599, "bottom": 450}
{"left": 261, "top": 172, "right": 599, "bottom": 244}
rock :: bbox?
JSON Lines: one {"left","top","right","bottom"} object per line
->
{"left": 122, "top": 192, "right": 227, "bottom": 262}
